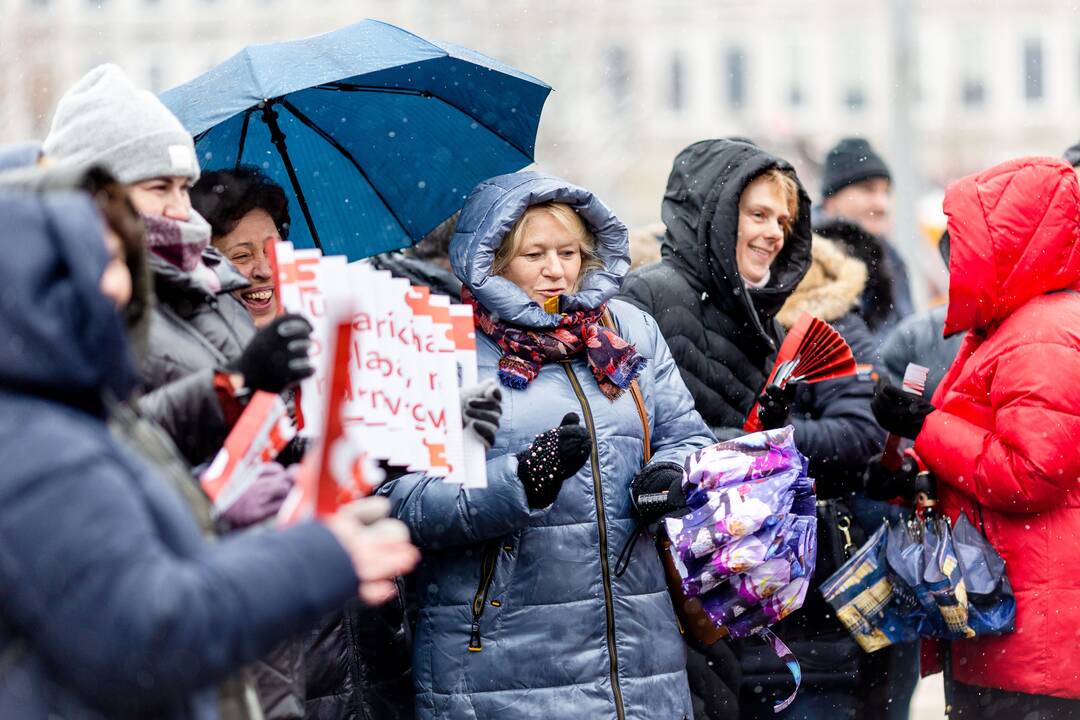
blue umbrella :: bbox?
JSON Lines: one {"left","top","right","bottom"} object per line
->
{"left": 160, "top": 19, "right": 551, "bottom": 260}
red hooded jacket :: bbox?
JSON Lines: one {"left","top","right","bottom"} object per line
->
{"left": 913, "top": 157, "right": 1080, "bottom": 698}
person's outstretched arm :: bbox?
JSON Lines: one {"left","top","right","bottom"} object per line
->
{"left": 0, "top": 447, "right": 358, "bottom": 714}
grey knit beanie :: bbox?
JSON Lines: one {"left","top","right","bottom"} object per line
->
{"left": 42, "top": 64, "right": 199, "bottom": 184}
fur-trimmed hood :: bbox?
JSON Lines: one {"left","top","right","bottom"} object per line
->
{"left": 812, "top": 216, "right": 895, "bottom": 331}
{"left": 777, "top": 236, "right": 867, "bottom": 328}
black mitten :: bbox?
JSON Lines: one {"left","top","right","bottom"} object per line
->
{"left": 235, "top": 314, "right": 315, "bottom": 394}
{"left": 516, "top": 413, "right": 592, "bottom": 509}
{"left": 871, "top": 378, "right": 934, "bottom": 439}
{"left": 630, "top": 462, "right": 686, "bottom": 522}
{"left": 863, "top": 453, "right": 921, "bottom": 501}
{"left": 757, "top": 383, "right": 796, "bottom": 430}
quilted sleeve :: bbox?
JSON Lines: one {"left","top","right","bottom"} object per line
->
{"left": 914, "top": 341, "right": 1080, "bottom": 513}
{"left": 378, "top": 453, "right": 532, "bottom": 549}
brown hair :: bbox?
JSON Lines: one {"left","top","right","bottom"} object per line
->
{"left": 753, "top": 167, "right": 800, "bottom": 236}
{"left": 492, "top": 202, "right": 604, "bottom": 288}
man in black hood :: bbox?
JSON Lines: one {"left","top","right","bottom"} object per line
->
{"left": 619, "top": 138, "right": 813, "bottom": 720}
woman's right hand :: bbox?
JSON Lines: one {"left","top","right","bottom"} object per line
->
{"left": 324, "top": 496, "right": 421, "bottom": 605}
{"left": 515, "top": 413, "right": 592, "bottom": 509}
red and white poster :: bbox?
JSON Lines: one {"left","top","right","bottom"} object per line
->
{"left": 278, "top": 264, "right": 380, "bottom": 524}
{"left": 200, "top": 391, "right": 296, "bottom": 516}
{"left": 270, "top": 242, "right": 486, "bottom": 495}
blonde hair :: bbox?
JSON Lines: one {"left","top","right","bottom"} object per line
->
{"left": 492, "top": 202, "right": 604, "bottom": 288}
{"left": 754, "top": 167, "right": 800, "bottom": 236}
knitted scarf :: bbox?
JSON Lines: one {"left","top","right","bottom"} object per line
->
{"left": 142, "top": 212, "right": 220, "bottom": 294}
{"left": 463, "top": 288, "right": 646, "bottom": 401}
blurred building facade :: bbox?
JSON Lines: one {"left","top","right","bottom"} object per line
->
{"left": 2, "top": 0, "right": 1077, "bottom": 232}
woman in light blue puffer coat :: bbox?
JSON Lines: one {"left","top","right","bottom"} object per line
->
{"left": 383, "top": 171, "right": 716, "bottom": 720}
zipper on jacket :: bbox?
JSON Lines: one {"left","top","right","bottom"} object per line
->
{"left": 562, "top": 361, "right": 626, "bottom": 720}
{"left": 467, "top": 541, "right": 500, "bottom": 652}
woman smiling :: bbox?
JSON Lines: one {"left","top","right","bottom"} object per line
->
{"left": 192, "top": 167, "right": 290, "bottom": 327}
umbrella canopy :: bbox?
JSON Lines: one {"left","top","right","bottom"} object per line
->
{"left": 161, "top": 19, "right": 551, "bottom": 260}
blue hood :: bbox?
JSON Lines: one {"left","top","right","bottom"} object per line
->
{"left": 0, "top": 190, "right": 136, "bottom": 404}
{"left": 450, "top": 171, "right": 630, "bottom": 328}
{"left": 0, "top": 141, "right": 41, "bottom": 173}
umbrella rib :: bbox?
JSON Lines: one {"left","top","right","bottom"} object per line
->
{"left": 260, "top": 101, "right": 323, "bottom": 251}
{"left": 312, "top": 82, "right": 534, "bottom": 161}
{"left": 278, "top": 97, "right": 413, "bottom": 239}
{"left": 315, "top": 82, "right": 428, "bottom": 97}
{"left": 235, "top": 108, "right": 253, "bottom": 171}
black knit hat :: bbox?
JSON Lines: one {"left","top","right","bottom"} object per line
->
{"left": 1063, "top": 141, "right": 1080, "bottom": 168}
{"left": 821, "top": 138, "right": 891, "bottom": 198}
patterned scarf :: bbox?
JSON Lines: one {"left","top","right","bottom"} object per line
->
{"left": 463, "top": 288, "right": 646, "bottom": 401}
{"left": 142, "top": 212, "right": 220, "bottom": 294}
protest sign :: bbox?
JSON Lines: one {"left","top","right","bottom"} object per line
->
{"left": 200, "top": 391, "right": 296, "bottom": 516}
{"left": 271, "top": 241, "right": 485, "bottom": 493}
{"left": 278, "top": 263, "right": 379, "bottom": 524}
{"left": 449, "top": 303, "right": 487, "bottom": 488}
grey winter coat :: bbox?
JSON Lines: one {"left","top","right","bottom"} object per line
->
{"left": 382, "top": 172, "right": 715, "bottom": 720}
{"left": 879, "top": 305, "right": 965, "bottom": 399}
{"left": 138, "top": 248, "right": 256, "bottom": 465}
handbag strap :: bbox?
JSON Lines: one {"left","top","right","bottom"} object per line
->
{"left": 601, "top": 308, "right": 650, "bottom": 464}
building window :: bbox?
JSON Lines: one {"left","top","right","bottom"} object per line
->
{"left": 961, "top": 78, "right": 985, "bottom": 107}
{"left": 603, "top": 46, "right": 630, "bottom": 113}
{"left": 956, "top": 27, "right": 987, "bottom": 108}
{"left": 787, "top": 43, "right": 806, "bottom": 108}
{"left": 838, "top": 37, "right": 867, "bottom": 111}
{"left": 844, "top": 87, "right": 866, "bottom": 111}
{"left": 147, "top": 63, "right": 164, "bottom": 93}
{"left": 669, "top": 54, "right": 686, "bottom": 112}
{"left": 1024, "top": 38, "right": 1044, "bottom": 101}
{"left": 726, "top": 48, "right": 746, "bottom": 110}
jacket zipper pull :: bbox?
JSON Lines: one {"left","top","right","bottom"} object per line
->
{"left": 468, "top": 621, "right": 482, "bottom": 652}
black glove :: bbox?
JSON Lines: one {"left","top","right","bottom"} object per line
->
{"left": 461, "top": 379, "right": 502, "bottom": 449}
{"left": 516, "top": 412, "right": 591, "bottom": 509}
{"left": 863, "top": 453, "right": 921, "bottom": 501}
{"left": 236, "top": 314, "right": 315, "bottom": 394}
{"left": 757, "top": 383, "right": 795, "bottom": 430}
{"left": 630, "top": 462, "right": 686, "bottom": 523}
{"left": 871, "top": 378, "right": 934, "bottom": 439}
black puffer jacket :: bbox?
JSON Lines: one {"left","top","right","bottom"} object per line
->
{"left": 619, "top": 139, "right": 813, "bottom": 437}
{"left": 775, "top": 237, "right": 884, "bottom": 496}
{"left": 138, "top": 248, "right": 255, "bottom": 465}
{"left": 619, "top": 139, "right": 812, "bottom": 720}
{"left": 298, "top": 596, "right": 413, "bottom": 720}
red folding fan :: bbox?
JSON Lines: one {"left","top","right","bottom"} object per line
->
{"left": 744, "top": 313, "right": 858, "bottom": 432}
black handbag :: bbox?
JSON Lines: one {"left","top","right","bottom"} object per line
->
{"left": 813, "top": 496, "right": 866, "bottom": 586}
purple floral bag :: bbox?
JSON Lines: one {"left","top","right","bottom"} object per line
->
{"left": 662, "top": 427, "right": 816, "bottom": 713}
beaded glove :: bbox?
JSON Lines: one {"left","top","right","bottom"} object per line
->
{"left": 515, "top": 412, "right": 592, "bottom": 509}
